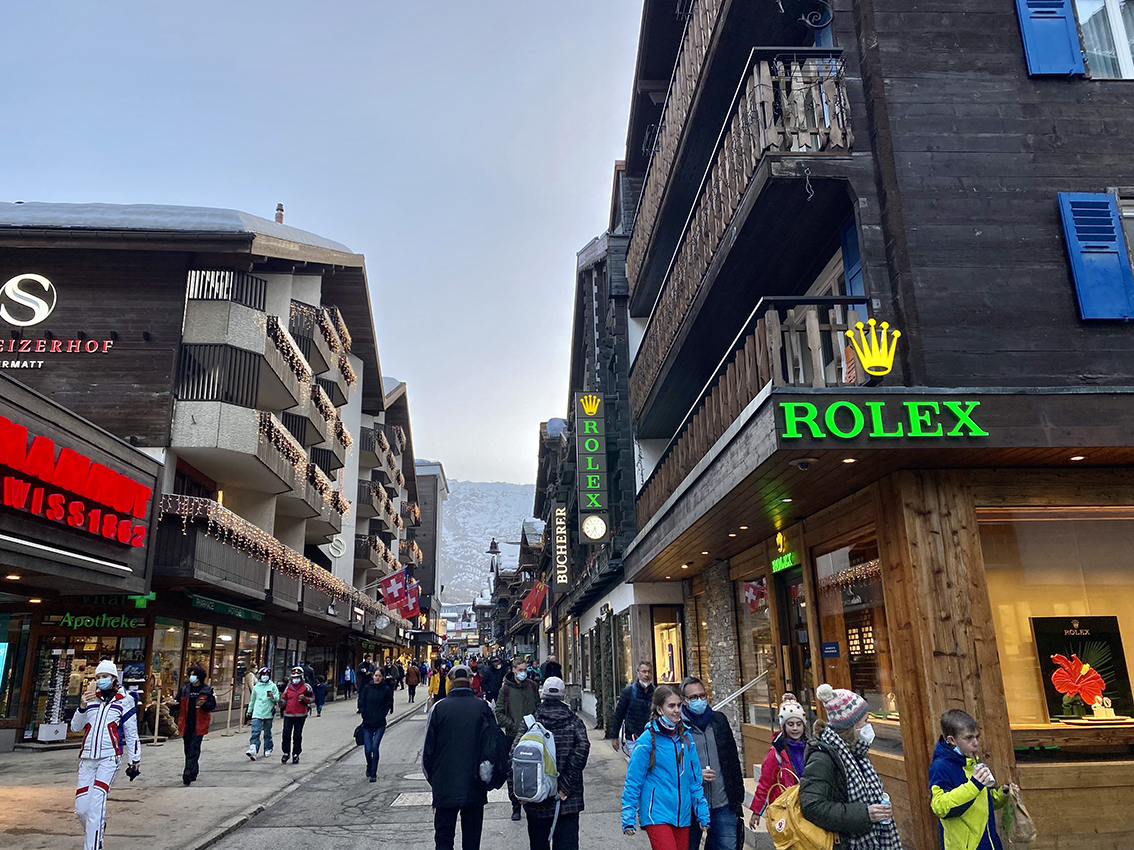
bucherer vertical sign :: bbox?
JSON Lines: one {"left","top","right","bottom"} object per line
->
{"left": 574, "top": 393, "right": 611, "bottom": 544}
{"left": 552, "top": 501, "right": 570, "bottom": 590}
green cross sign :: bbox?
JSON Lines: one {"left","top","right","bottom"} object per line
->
{"left": 127, "top": 592, "right": 156, "bottom": 609}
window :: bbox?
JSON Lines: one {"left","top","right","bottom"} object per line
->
{"left": 0, "top": 614, "right": 31, "bottom": 718}
{"left": 735, "top": 578, "right": 777, "bottom": 727}
{"left": 651, "top": 605, "right": 685, "bottom": 686}
{"left": 185, "top": 622, "right": 213, "bottom": 673}
{"left": 1073, "top": 0, "right": 1134, "bottom": 77}
{"left": 212, "top": 627, "right": 237, "bottom": 710}
{"left": 152, "top": 619, "right": 184, "bottom": 701}
{"left": 617, "top": 610, "right": 633, "bottom": 687}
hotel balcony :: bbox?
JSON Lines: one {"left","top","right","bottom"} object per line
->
{"left": 374, "top": 488, "right": 403, "bottom": 536}
{"left": 153, "top": 513, "right": 269, "bottom": 601}
{"left": 355, "top": 534, "right": 399, "bottom": 574}
{"left": 630, "top": 48, "right": 854, "bottom": 437}
{"left": 288, "top": 299, "right": 337, "bottom": 375}
{"left": 303, "top": 463, "right": 342, "bottom": 543}
{"left": 359, "top": 425, "right": 386, "bottom": 470}
{"left": 356, "top": 480, "right": 382, "bottom": 519}
{"left": 399, "top": 539, "right": 423, "bottom": 569}
{"left": 401, "top": 501, "right": 421, "bottom": 527}
{"left": 301, "top": 583, "right": 347, "bottom": 625}
{"left": 315, "top": 374, "right": 348, "bottom": 410}
{"left": 171, "top": 397, "right": 308, "bottom": 496}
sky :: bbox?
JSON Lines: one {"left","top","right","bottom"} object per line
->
{"left": 0, "top": 2, "right": 643, "bottom": 484}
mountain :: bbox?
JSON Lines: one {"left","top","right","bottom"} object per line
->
{"left": 439, "top": 480, "right": 536, "bottom": 606}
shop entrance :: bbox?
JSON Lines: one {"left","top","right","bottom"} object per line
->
{"left": 776, "top": 566, "right": 812, "bottom": 704}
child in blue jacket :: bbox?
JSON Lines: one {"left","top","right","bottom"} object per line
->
{"left": 621, "top": 684, "right": 710, "bottom": 849}
{"left": 929, "top": 709, "right": 1016, "bottom": 850}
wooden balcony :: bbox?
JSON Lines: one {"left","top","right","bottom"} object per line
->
{"left": 153, "top": 515, "right": 268, "bottom": 600}
{"left": 636, "top": 295, "right": 867, "bottom": 531}
{"left": 629, "top": 48, "right": 854, "bottom": 434}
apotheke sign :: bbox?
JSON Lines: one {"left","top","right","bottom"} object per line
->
{"left": 0, "top": 273, "right": 116, "bottom": 370}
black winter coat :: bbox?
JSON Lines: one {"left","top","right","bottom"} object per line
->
{"left": 423, "top": 687, "right": 497, "bottom": 808}
{"left": 481, "top": 664, "right": 505, "bottom": 698}
{"left": 685, "top": 708, "right": 746, "bottom": 816}
{"left": 608, "top": 681, "right": 654, "bottom": 740}
{"left": 359, "top": 680, "right": 394, "bottom": 730}
{"left": 540, "top": 660, "right": 563, "bottom": 682}
{"left": 511, "top": 699, "right": 591, "bottom": 818}
{"left": 799, "top": 739, "right": 873, "bottom": 838}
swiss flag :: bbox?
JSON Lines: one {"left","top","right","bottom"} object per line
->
{"left": 744, "top": 580, "right": 766, "bottom": 613}
{"left": 521, "top": 581, "right": 548, "bottom": 619}
{"left": 400, "top": 582, "right": 420, "bottom": 618}
{"left": 380, "top": 569, "right": 408, "bottom": 608}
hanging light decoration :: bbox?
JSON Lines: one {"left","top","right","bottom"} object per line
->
{"left": 311, "top": 384, "right": 336, "bottom": 423}
{"left": 259, "top": 412, "right": 308, "bottom": 478}
{"left": 327, "top": 305, "right": 352, "bottom": 353}
{"left": 337, "top": 354, "right": 358, "bottom": 389}
{"left": 317, "top": 308, "right": 340, "bottom": 352}
{"left": 266, "top": 316, "right": 314, "bottom": 383}
{"left": 334, "top": 420, "right": 354, "bottom": 452}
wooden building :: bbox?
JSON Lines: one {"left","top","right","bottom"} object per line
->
{"left": 604, "top": 1, "right": 1134, "bottom": 848}
{"left": 0, "top": 202, "right": 418, "bottom": 741}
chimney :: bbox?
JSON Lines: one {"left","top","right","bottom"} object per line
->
{"left": 275, "top": 203, "right": 284, "bottom": 224}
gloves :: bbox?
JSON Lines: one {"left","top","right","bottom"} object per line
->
{"left": 478, "top": 760, "right": 494, "bottom": 783}
{"left": 125, "top": 763, "right": 141, "bottom": 781}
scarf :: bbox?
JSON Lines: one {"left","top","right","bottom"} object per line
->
{"left": 682, "top": 705, "right": 713, "bottom": 731}
{"left": 786, "top": 736, "right": 807, "bottom": 777}
{"left": 819, "top": 725, "right": 902, "bottom": 850}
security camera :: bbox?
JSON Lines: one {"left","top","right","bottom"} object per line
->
{"left": 793, "top": 457, "right": 820, "bottom": 471}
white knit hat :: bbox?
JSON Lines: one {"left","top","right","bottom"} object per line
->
{"left": 778, "top": 698, "right": 807, "bottom": 727}
{"left": 95, "top": 660, "right": 118, "bottom": 679}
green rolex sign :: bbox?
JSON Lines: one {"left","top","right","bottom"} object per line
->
{"left": 575, "top": 393, "right": 611, "bottom": 543}
{"left": 779, "top": 398, "right": 988, "bottom": 441}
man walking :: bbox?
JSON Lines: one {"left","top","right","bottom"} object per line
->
{"left": 342, "top": 664, "right": 356, "bottom": 699}
{"left": 356, "top": 654, "right": 376, "bottom": 713}
{"left": 177, "top": 665, "right": 215, "bottom": 785}
{"left": 423, "top": 665, "right": 498, "bottom": 850}
{"left": 607, "top": 661, "right": 654, "bottom": 755}
{"left": 681, "top": 677, "right": 745, "bottom": 850}
{"left": 539, "top": 655, "right": 562, "bottom": 683}
{"left": 513, "top": 677, "right": 590, "bottom": 850}
{"left": 495, "top": 656, "right": 540, "bottom": 821}
{"left": 481, "top": 656, "right": 505, "bottom": 703}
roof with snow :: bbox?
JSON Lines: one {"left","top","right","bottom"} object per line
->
{"left": 0, "top": 201, "right": 353, "bottom": 254}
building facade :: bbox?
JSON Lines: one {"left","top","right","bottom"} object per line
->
{"left": 0, "top": 202, "right": 418, "bottom": 743}
{"left": 412, "top": 458, "right": 449, "bottom": 649}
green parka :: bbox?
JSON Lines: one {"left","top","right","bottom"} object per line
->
{"left": 246, "top": 679, "right": 279, "bottom": 721}
{"left": 799, "top": 739, "right": 873, "bottom": 838}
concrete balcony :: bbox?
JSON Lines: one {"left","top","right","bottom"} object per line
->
{"left": 270, "top": 572, "right": 300, "bottom": 611}
{"left": 399, "top": 539, "right": 423, "bottom": 568}
{"left": 301, "top": 583, "right": 347, "bottom": 625}
{"left": 356, "top": 480, "right": 381, "bottom": 519}
{"left": 401, "top": 501, "right": 421, "bottom": 527}
{"left": 355, "top": 534, "right": 384, "bottom": 571}
{"left": 288, "top": 299, "right": 337, "bottom": 375}
{"left": 359, "top": 425, "right": 387, "bottom": 470}
{"left": 171, "top": 405, "right": 306, "bottom": 495}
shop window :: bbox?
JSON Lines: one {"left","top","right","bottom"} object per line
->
{"left": 652, "top": 605, "right": 685, "bottom": 685}
{"left": 236, "top": 631, "right": 260, "bottom": 707}
{"left": 152, "top": 619, "right": 184, "bottom": 703}
{"left": 212, "top": 627, "right": 237, "bottom": 710}
{"left": 980, "top": 509, "right": 1134, "bottom": 758}
{"left": 0, "top": 613, "right": 31, "bottom": 718}
{"left": 735, "top": 577, "right": 777, "bottom": 727}
{"left": 815, "top": 539, "right": 903, "bottom": 756}
{"left": 581, "top": 632, "right": 592, "bottom": 690}
{"left": 617, "top": 610, "right": 633, "bottom": 687}
{"left": 185, "top": 622, "right": 213, "bottom": 675}
{"left": 118, "top": 637, "right": 146, "bottom": 697}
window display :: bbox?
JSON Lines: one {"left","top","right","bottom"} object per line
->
{"left": 0, "top": 613, "right": 30, "bottom": 719}
{"left": 652, "top": 605, "right": 684, "bottom": 685}
{"left": 151, "top": 619, "right": 184, "bottom": 705}
{"left": 735, "top": 577, "right": 777, "bottom": 727}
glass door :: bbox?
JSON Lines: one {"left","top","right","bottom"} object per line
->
{"left": 776, "top": 566, "right": 813, "bottom": 705}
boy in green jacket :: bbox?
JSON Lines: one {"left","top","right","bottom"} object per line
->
{"left": 245, "top": 666, "right": 280, "bottom": 761}
{"left": 929, "top": 710, "right": 1017, "bottom": 850}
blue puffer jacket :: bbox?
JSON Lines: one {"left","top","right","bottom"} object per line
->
{"left": 621, "top": 719, "right": 711, "bottom": 830}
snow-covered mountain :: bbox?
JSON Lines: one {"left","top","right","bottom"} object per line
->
{"left": 440, "top": 480, "right": 537, "bottom": 605}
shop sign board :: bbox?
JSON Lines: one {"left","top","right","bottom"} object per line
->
{"left": 574, "top": 393, "right": 610, "bottom": 544}
{"left": 189, "top": 593, "right": 265, "bottom": 623}
{"left": 779, "top": 398, "right": 989, "bottom": 441}
{"left": 771, "top": 529, "right": 802, "bottom": 574}
{"left": 552, "top": 501, "right": 570, "bottom": 588}
{"left": 821, "top": 641, "right": 841, "bottom": 658}
{"left": 0, "top": 273, "right": 117, "bottom": 370}
{"left": 46, "top": 611, "right": 144, "bottom": 630}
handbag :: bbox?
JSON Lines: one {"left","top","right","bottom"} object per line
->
{"left": 1001, "top": 786, "right": 1037, "bottom": 844}
{"left": 763, "top": 770, "right": 835, "bottom": 850}
{"left": 354, "top": 724, "right": 365, "bottom": 746}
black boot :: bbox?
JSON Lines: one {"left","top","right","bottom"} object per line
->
{"left": 511, "top": 804, "right": 522, "bottom": 821}
{"left": 281, "top": 753, "right": 290, "bottom": 764}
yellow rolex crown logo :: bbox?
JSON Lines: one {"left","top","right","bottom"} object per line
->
{"left": 776, "top": 532, "right": 787, "bottom": 554}
{"left": 580, "top": 394, "right": 602, "bottom": 417}
{"left": 846, "top": 318, "right": 901, "bottom": 376}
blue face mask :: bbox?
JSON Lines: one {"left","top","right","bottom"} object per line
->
{"left": 686, "top": 698, "right": 709, "bottom": 715}
{"left": 96, "top": 676, "right": 114, "bottom": 692}
{"left": 953, "top": 745, "right": 965, "bottom": 757}
{"left": 189, "top": 675, "right": 199, "bottom": 685}
{"left": 515, "top": 670, "right": 527, "bottom": 682}
{"left": 657, "top": 714, "right": 678, "bottom": 730}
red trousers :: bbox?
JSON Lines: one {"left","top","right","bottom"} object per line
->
{"left": 643, "top": 824, "right": 689, "bottom": 850}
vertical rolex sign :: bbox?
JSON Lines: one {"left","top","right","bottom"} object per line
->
{"left": 574, "top": 393, "right": 610, "bottom": 544}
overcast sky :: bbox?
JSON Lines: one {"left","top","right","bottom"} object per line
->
{"left": 1, "top": 2, "right": 642, "bottom": 483}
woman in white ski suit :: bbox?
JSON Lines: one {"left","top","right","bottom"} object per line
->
{"left": 70, "top": 660, "right": 140, "bottom": 850}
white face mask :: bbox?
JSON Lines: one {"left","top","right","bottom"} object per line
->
{"left": 189, "top": 674, "right": 199, "bottom": 685}
{"left": 859, "top": 723, "right": 876, "bottom": 746}
{"left": 292, "top": 676, "right": 302, "bottom": 683}
{"left": 260, "top": 675, "right": 270, "bottom": 683}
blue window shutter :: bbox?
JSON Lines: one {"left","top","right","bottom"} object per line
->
{"left": 839, "top": 218, "right": 864, "bottom": 299}
{"left": 1015, "top": 0, "right": 1085, "bottom": 76}
{"left": 1058, "top": 192, "right": 1134, "bottom": 319}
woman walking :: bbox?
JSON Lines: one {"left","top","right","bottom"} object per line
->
{"left": 800, "top": 683, "right": 901, "bottom": 849}
{"left": 177, "top": 665, "right": 215, "bottom": 785}
{"left": 279, "top": 666, "right": 314, "bottom": 765}
{"left": 749, "top": 694, "right": 808, "bottom": 828}
{"left": 621, "top": 684, "right": 710, "bottom": 850}
{"left": 358, "top": 668, "right": 395, "bottom": 781}
{"left": 245, "top": 666, "right": 279, "bottom": 761}
{"left": 71, "top": 661, "right": 140, "bottom": 850}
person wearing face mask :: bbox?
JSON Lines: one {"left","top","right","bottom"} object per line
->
{"left": 71, "top": 660, "right": 140, "bottom": 850}
{"left": 177, "top": 665, "right": 216, "bottom": 785}
{"left": 279, "top": 666, "right": 314, "bottom": 765}
{"left": 245, "top": 667, "right": 280, "bottom": 761}
{"left": 608, "top": 662, "right": 655, "bottom": 755}
{"left": 495, "top": 657, "right": 540, "bottom": 821}
{"left": 481, "top": 656, "right": 505, "bottom": 704}
{"left": 680, "top": 678, "right": 745, "bottom": 850}
{"left": 621, "top": 685, "right": 711, "bottom": 850}
{"left": 749, "top": 695, "right": 808, "bottom": 831}
{"left": 799, "top": 684, "right": 902, "bottom": 850}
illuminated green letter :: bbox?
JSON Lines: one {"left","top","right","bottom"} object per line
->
{"left": 781, "top": 402, "right": 824, "bottom": 439}
{"left": 583, "top": 420, "right": 599, "bottom": 434}
{"left": 942, "top": 401, "right": 988, "bottom": 437}
{"left": 866, "top": 401, "right": 903, "bottom": 438}
{"left": 904, "top": 401, "right": 943, "bottom": 437}
{"left": 824, "top": 401, "right": 865, "bottom": 438}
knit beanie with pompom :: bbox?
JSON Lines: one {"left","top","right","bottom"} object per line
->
{"left": 816, "top": 683, "right": 869, "bottom": 730}
{"left": 778, "top": 698, "right": 807, "bottom": 728}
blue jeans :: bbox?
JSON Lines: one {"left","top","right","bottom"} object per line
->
{"left": 689, "top": 806, "right": 738, "bottom": 850}
{"left": 363, "top": 725, "right": 385, "bottom": 778}
{"left": 249, "top": 717, "right": 273, "bottom": 754}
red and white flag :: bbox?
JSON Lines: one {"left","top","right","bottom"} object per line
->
{"left": 400, "top": 582, "right": 421, "bottom": 619}
{"left": 380, "top": 569, "right": 408, "bottom": 608}
{"left": 521, "top": 581, "right": 548, "bottom": 619}
{"left": 744, "top": 579, "right": 766, "bottom": 613}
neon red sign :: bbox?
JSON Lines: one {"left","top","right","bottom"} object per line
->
{"left": 0, "top": 416, "right": 153, "bottom": 547}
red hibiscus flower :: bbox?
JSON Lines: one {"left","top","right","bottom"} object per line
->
{"left": 1050, "top": 653, "right": 1106, "bottom": 705}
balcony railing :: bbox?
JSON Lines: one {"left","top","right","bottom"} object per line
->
{"left": 153, "top": 515, "right": 269, "bottom": 599}
{"left": 391, "top": 425, "right": 407, "bottom": 454}
{"left": 316, "top": 374, "right": 347, "bottom": 409}
{"left": 311, "top": 383, "right": 337, "bottom": 424}
{"left": 267, "top": 315, "right": 314, "bottom": 386}
{"left": 399, "top": 539, "right": 423, "bottom": 567}
{"left": 401, "top": 501, "right": 421, "bottom": 527}
{"left": 357, "top": 480, "right": 380, "bottom": 519}
{"left": 636, "top": 295, "right": 867, "bottom": 530}
{"left": 187, "top": 270, "right": 267, "bottom": 311}
{"left": 325, "top": 306, "right": 352, "bottom": 353}
{"left": 626, "top": 0, "right": 728, "bottom": 299}
{"left": 630, "top": 48, "right": 853, "bottom": 421}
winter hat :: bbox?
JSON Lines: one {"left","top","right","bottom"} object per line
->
{"left": 94, "top": 660, "right": 118, "bottom": 679}
{"left": 778, "top": 697, "right": 807, "bottom": 727}
{"left": 816, "top": 683, "right": 869, "bottom": 730}
{"left": 541, "top": 676, "right": 566, "bottom": 700}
